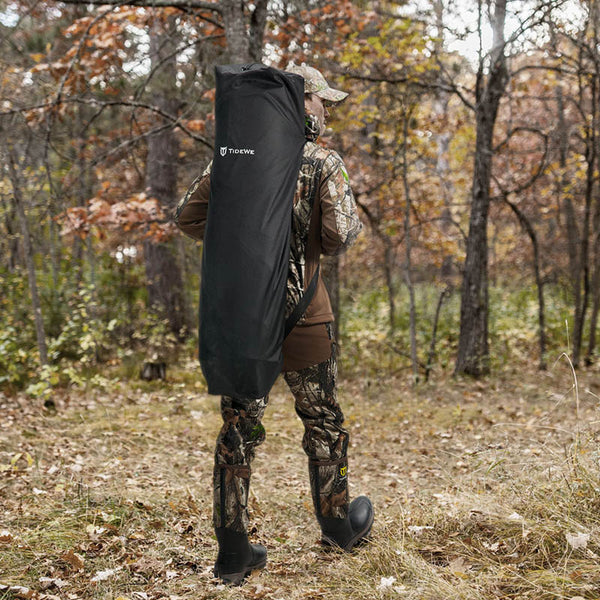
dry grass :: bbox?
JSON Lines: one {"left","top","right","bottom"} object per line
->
{"left": 1, "top": 359, "right": 600, "bottom": 599}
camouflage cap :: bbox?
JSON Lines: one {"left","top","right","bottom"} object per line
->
{"left": 286, "top": 64, "right": 348, "bottom": 103}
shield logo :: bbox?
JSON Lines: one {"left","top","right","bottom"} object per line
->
{"left": 220, "top": 146, "right": 227, "bottom": 157}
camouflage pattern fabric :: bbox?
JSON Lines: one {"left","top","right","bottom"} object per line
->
{"left": 304, "top": 113, "right": 321, "bottom": 142}
{"left": 213, "top": 325, "right": 349, "bottom": 532}
{"left": 284, "top": 324, "right": 349, "bottom": 519}
{"left": 174, "top": 161, "right": 212, "bottom": 224}
{"left": 286, "top": 150, "right": 323, "bottom": 320}
{"left": 213, "top": 395, "right": 268, "bottom": 532}
{"left": 286, "top": 64, "right": 349, "bottom": 103}
{"left": 286, "top": 142, "right": 362, "bottom": 321}
{"left": 321, "top": 150, "right": 362, "bottom": 255}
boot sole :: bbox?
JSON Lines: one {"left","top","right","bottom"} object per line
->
{"left": 214, "top": 556, "right": 267, "bottom": 586}
{"left": 321, "top": 509, "right": 375, "bottom": 551}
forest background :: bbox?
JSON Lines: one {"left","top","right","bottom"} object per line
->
{"left": 3, "top": 1, "right": 600, "bottom": 599}
{"left": 3, "top": 0, "right": 600, "bottom": 390}
{"left": 5, "top": 0, "right": 600, "bottom": 392}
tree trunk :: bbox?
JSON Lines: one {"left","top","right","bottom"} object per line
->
{"left": 554, "top": 81, "right": 580, "bottom": 356}
{"left": 144, "top": 20, "right": 189, "bottom": 337}
{"left": 222, "top": 0, "right": 251, "bottom": 63}
{"left": 504, "top": 197, "right": 547, "bottom": 370}
{"left": 2, "top": 202, "right": 20, "bottom": 272}
{"left": 425, "top": 286, "right": 451, "bottom": 381}
{"left": 586, "top": 2, "right": 600, "bottom": 364}
{"left": 455, "top": 0, "right": 508, "bottom": 377}
{"left": 221, "top": 0, "right": 269, "bottom": 63}
{"left": 433, "top": 0, "right": 455, "bottom": 281}
{"left": 586, "top": 235, "right": 600, "bottom": 363}
{"left": 402, "top": 112, "right": 419, "bottom": 382}
{"left": 249, "top": 0, "right": 268, "bottom": 62}
{"left": 572, "top": 70, "right": 596, "bottom": 366}
{"left": 383, "top": 240, "right": 396, "bottom": 333}
{"left": 8, "top": 157, "right": 48, "bottom": 367}
{"left": 73, "top": 104, "right": 93, "bottom": 289}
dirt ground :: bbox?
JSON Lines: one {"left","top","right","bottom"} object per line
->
{"left": 2, "top": 359, "right": 600, "bottom": 599}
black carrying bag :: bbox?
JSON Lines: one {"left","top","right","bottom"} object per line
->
{"left": 199, "top": 63, "right": 307, "bottom": 399}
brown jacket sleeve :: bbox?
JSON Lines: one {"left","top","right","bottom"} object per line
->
{"left": 173, "top": 162, "right": 211, "bottom": 241}
{"left": 319, "top": 151, "right": 362, "bottom": 256}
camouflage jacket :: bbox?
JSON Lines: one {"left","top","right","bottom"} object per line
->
{"left": 174, "top": 141, "right": 362, "bottom": 325}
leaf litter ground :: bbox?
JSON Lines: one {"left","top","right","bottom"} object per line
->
{"left": 1, "top": 360, "right": 600, "bottom": 600}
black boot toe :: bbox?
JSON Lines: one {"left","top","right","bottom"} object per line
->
{"left": 319, "top": 496, "right": 374, "bottom": 551}
{"left": 348, "top": 495, "right": 374, "bottom": 546}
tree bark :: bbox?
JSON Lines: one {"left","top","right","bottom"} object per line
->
{"left": 1, "top": 201, "right": 20, "bottom": 272}
{"left": 587, "top": 74, "right": 600, "bottom": 364}
{"left": 143, "top": 19, "right": 189, "bottom": 337}
{"left": 402, "top": 111, "right": 419, "bottom": 382}
{"left": 455, "top": 0, "right": 508, "bottom": 377}
{"left": 504, "top": 197, "right": 547, "bottom": 370}
{"left": 249, "top": 0, "right": 268, "bottom": 62}
{"left": 383, "top": 240, "right": 396, "bottom": 333}
{"left": 220, "top": 0, "right": 269, "bottom": 63}
{"left": 8, "top": 156, "right": 48, "bottom": 367}
{"left": 585, "top": 1, "right": 600, "bottom": 365}
{"left": 221, "top": 0, "right": 250, "bottom": 63}
{"left": 425, "top": 286, "right": 451, "bottom": 381}
{"left": 571, "top": 68, "right": 596, "bottom": 367}
{"left": 554, "top": 80, "right": 580, "bottom": 356}
{"left": 585, "top": 219, "right": 600, "bottom": 363}
{"left": 433, "top": 0, "right": 455, "bottom": 281}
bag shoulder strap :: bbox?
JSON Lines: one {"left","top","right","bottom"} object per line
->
{"left": 284, "top": 264, "right": 320, "bottom": 338}
{"left": 284, "top": 155, "right": 325, "bottom": 339}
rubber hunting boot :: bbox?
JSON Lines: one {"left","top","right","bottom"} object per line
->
{"left": 213, "top": 527, "right": 267, "bottom": 586}
{"left": 310, "top": 457, "right": 374, "bottom": 551}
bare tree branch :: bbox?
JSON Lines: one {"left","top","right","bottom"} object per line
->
{"left": 493, "top": 125, "right": 549, "bottom": 153}
{"left": 55, "top": 0, "right": 222, "bottom": 12}
{"left": 343, "top": 69, "right": 476, "bottom": 111}
{"left": 133, "top": 33, "right": 224, "bottom": 101}
{"left": 490, "top": 125, "right": 549, "bottom": 199}
{"left": 1, "top": 97, "right": 213, "bottom": 148}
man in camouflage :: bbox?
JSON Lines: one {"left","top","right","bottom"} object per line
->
{"left": 175, "top": 64, "right": 373, "bottom": 585}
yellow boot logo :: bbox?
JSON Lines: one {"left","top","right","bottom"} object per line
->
{"left": 340, "top": 465, "right": 347, "bottom": 477}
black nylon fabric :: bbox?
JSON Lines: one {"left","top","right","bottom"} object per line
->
{"left": 199, "top": 64, "right": 305, "bottom": 398}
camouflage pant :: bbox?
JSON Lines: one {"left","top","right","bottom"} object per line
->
{"left": 213, "top": 333, "right": 349, "bottom": 533}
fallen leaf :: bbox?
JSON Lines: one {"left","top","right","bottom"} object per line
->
{"left": 377, "top": 576, "right": 396, "bottom": 590}
{"left": 407, "top": 525, "right": 433, "bottom": 536}
{"left": 448, "top": 556, "right": 469, "bottom": 577}
{"left": 86, "top": 524, "right": 106, "bottom": 536}
{"left": 6, "top": 586, "right": 33, "bottom": 599}
{"left": 90, "top": 567, "right": 121, "bottom": 582}
{"left": 39, "top": 577, "right": 68, "bottom": 590}
{"left": 0, "top": 530, "right": 14, "bottom": 543}
{"left": 61, "top": 549, "right": 85, "bottom": 571}
{"left": 482, "top": 540, "right": 500, "bottom": 552}
{"left": 566, "top": 532, "right": 590, "bottom": 550}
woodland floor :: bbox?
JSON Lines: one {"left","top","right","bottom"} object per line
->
{"left": 2, "top": 357, "right": 600, "bottom": 600}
